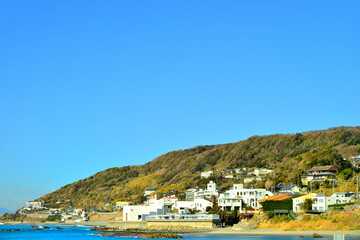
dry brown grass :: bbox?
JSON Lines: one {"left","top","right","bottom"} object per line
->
{"left": 89, "top": 212, "right": 122, "bottom": 221}
{"left": 258, "top": 211, "right": 360, "bottom": 231}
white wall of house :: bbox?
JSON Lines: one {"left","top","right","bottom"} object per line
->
{"left": 123, "top": 199, "right": 169, "bottom": 221}
{"left": 172, "top": 199, "right": 212, "bottom": 214}
{"left": 218, "top": 184, "right": 272, "bottom": 210}
{"left": 201, "top": 171, "right": 213, "bottom": 178}
{"left": 254, "top": 168, "right": 273, "bottom": 177}
{"left": 312, "top": 194, "right": 326, "bottom": 212}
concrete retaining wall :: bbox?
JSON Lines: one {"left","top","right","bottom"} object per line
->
{"left": 107, "top": 221, "right": 147, "bottom": 229}
{"left": 146, "top": 219, "right": 220, "bottom": 229}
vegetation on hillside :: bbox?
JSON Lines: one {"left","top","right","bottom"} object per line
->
{"left": 38, "top": 127, "right": 360, "bottom": 208}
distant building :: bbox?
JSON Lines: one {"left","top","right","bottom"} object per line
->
{"left": 350, "top": 155, "right": 360, "bottom": 169}
{"left": 144, "top": 189, "right": 158, "bottom": 196}
{"left": 201, "top": 170, "right": 213, "bottom": 178}
{"left": 221, "top": 169, "right": 236, "bottom": 175}
{"left": 244, "top": 176, "right": 264, "bottom": 183}
{"left": 23, "top": 201, "right": 43, "bottom": 210}
{"left": 254, "top": 168, "right": 273, "bottom": 177}
{"left": 116, "top": 201, "right": 130, "bottom": 210}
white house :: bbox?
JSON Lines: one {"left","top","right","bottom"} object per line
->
{"left": 244, "top": 176, "right": 264, "bottom": 183}
{"left": 312, "top": 192, "right": 355, "bottom": 213}
{"left": 292, "top": 193, "right": 316, "bottom": 213}
{"left": 144, "top": 189, "right": 157, "bottom": 196}
{"left": 123, "top": 199, "right": 169, "bottom": 221}
{"left": 312, "top": 193, "right": 326, "bottom": 212}
{"left": 23, "top": 201, "right": 43, "bottom": 210}
{"left": 218, "top": 184, "right": 272, "bottom": 211}
{"left": 201, "top": 171, "right": 213, "bottom": 178}
{"left": 186, "top": 181, "right": 219, "bottom": 200}
{"left": 254, "top": 168, "right": 273, "bottom": 177}
{"left": 195, "top": 181, "right": 219, "bottom": 199}
{"left": 172, "top": 199, "right": 212, "bottom": 214}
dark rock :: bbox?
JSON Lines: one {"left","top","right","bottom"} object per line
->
{"left": 312, "top": 233, "right": 323, "bottom": 238}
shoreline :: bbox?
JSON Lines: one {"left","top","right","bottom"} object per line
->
{"left": 188, "top": 229, "right": 360, "bottom": 238}
{"left": 2, "top": 221, "right": 360, "bottom": 238}
{"left": 0, "top": 220, "right": 107, "bottom": 227}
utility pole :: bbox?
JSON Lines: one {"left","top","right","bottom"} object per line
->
{"left": 357, "top": 175, "right": 359, "bottom": 206}
{"left": 332, "top": 179, "right": 334, "bottom": 194}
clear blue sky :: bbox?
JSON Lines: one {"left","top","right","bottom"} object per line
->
{"left": 1, "top": 1, "right": 359, "bottom": 211}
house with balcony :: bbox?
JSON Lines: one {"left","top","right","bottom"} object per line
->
{"left": 218, "top": 184, "right": 272, "bottom": 211}
{"left": 185, "top": 181, "right": 219, "bottom": 201}
{"left": 301, "top": 165, "right": 337, "bottom": 186}
{"left": 312, "top": 193, "right": 326, "bottom": 212}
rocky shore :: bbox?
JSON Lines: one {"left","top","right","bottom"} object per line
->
{"left": 91, "top": 227, "right": 210, "bottom": 238}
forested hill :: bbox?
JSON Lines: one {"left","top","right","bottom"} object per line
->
{"left": 38, "top": 127, "right": 360, "bottom": 208}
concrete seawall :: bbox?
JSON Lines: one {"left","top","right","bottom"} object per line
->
{"left": 107, "top": 219, "right": 220, "bottom": 230}
{"left": 107, "top": 221, "right": 147, "bottom": 229}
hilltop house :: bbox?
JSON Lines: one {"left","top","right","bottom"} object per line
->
{"left": 244, "top": 176, "right": 264, "bottom": 183}
{"left": 254, "top": 168, "right": 273, "bottom": 177}
{"left": 144, "top": 189, "right": 158, "bottom": 197}
{"left": 350, "top": 155, "right": 360, "bottom": 169}
{"left": 201, "top": 170, "right": 213, "bottom": 178}
{"left": 301, "top": 165, "right": 337, "bottom": 186}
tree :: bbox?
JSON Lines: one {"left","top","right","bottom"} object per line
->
{"left": 265, "top": 180, "right": 274, "bottom": 190}
{"left": 338, "top": 168, "right": 353, "bottom": 180}
{"left": 304, "top": 198, "right": 313, "bottom": 211}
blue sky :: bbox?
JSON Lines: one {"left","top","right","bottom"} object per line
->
{"left": 0, "top": 1, "right": 359, "bottom": 211}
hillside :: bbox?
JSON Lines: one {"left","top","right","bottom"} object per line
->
{"left": 38, "top": 127, "right": 360, "bottom": 208}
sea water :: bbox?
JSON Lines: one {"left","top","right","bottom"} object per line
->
{"left": 0, "top": 224, "right": 349, "bottom": 240}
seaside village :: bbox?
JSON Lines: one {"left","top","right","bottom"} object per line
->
{"left": 16, "top": 159, "right": 360, "bottom": 229}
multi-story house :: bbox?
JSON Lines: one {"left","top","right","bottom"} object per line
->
{"left": 301, "top": 165, "right": 337, "bottom": 186}
{"left": 218, "top": 184, "right": 273, "bottom": 211}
